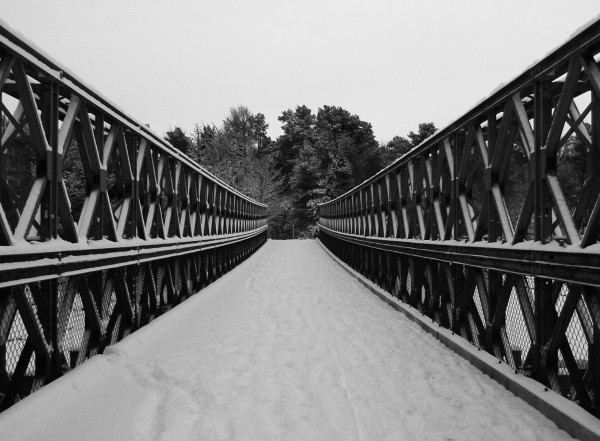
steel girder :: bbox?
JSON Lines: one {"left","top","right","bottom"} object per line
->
{"left": 319, "top": 19, "right": 600, "bottom": 416}
{"left": 0, "top": 22, "right": 268, "bottom": 409}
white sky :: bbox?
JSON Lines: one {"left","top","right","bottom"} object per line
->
{"left": 2, "top": 0, "right": 599, "bottom": 143}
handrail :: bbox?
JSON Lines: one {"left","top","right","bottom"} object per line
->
{"left": 320, "top": 17, "right": 600, "bottom": 209}
{"left": 0, "top": 18, "right": 264, "bottom": 206}
{"left": 0, "top": 20, "right": 268, "bottom": 411}
{"left": 319, "top": 16, "right": 600, "bottom": 420}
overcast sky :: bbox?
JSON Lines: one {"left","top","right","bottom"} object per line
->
{"left": 2, "top": 0, "right": 599, "bottom": 143}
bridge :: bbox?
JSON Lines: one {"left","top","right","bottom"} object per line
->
{"left": 0, "top": 15, "right": 600, "bottom": 441}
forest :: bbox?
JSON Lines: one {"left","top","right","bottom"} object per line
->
{"left": 164, "top": 105, "right": 437, "bottom": 239}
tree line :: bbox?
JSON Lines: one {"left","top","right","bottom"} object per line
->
{"left": 165, "top": 105, "right": 437, "bottom": 239}
{"left": 1, "top": 105, "right": 585, "bottom": 242}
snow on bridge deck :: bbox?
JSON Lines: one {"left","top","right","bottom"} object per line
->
{"left": 0, "top": 241, "right": 571, "bottom": 440}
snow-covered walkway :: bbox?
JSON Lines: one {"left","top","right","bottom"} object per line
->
{"left": 0, "top": 240, "right": 571, "bottom": 440}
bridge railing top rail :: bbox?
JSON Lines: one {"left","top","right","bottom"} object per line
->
{"left": 319, "top": 16, "right": 600, "bottom": 209}
{"left": 0, "top": 18, "right": 268, "bottom": 253}
{"left": 0, "top": 18, "right": 265, "bottom": 208}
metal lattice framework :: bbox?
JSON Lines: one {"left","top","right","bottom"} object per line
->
{"left": 319, "top": 19, "right": 600, "bottom": 416}
{"left": 0, "top": 23, "right": 267, "bottom": 409}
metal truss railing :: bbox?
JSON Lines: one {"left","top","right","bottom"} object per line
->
{"left": 319, "top": 18, "right": 600, "bottom": 416}
{"left": 0, "top": 22, "right": 268, "bottom": 409}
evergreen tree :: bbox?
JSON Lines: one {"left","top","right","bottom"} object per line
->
{"left": 270, "top": 105, "right": 382, "bottom": 237}
{"left": 380, "top": 122, "right": 438, "bottom": 166}
{"left": 164, "top": 126, "right": 192, "bottom": 156}
{"left": 272, "top": 105, "right": 317, "bottom": 190}
{"left": 314, "top": 105, "right": 381, "bottom": 192}
{"left": 222, "top": 106, "right": 271, "bottom": 156}
{"left": 407, "top": 122, "right": 437, "bottom": 147}
{"left": 381, "top": 135, "right": 412, "bottom": 164}
{"left": 188, "top": 107, "right": 283, "bottom": 237}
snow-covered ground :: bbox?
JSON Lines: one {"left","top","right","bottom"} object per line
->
{"left": 0, "top": 240, "right": 571, "bottom": 440}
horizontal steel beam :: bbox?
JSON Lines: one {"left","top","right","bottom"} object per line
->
{"left": 320, "top": 227, "right": 600, "bottom": 288}
{"left": 0, "top": 227, "right": 268, "bottom": 289}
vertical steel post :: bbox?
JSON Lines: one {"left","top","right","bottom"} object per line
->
{"left": 128, "top": 132, "right": 137, "bottom": 239}
{"left": 0, "top": 88, "right": 3, "bottom": 221}
{"left": 533, "top": 79, "right": 553, "bottom": 384}
{"left": 487, "top": 111, "right": 500, "bottom": 242}
{"left": 41, "top": 82, "right": 59, "bottom": 240}
{"left": 533, "top": 80, "right": 552, "bottom": 243}
{"left": 40, "top": 81, "right": 60, "bottom": 379}
{"left": 94, "top": 111, "right": 104, "bottom": 240}
{"left": 451, "top": 133, "right": 460, "bottom": 334}
{"left": 591, "top": 93, "right": 600, "bottom": 415}
{"left": 452, "top": 132, "right": 461, "bottom": 241}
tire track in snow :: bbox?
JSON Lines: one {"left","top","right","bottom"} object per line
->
{"left": 329, "top": 350, "right": 364, "bottom": 441}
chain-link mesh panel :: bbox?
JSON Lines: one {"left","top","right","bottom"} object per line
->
{"left": 473, "top": 284, "right": 485, "bottom": 330}
{"left": 565, "top": 296, "right": 588, "bottom": 363}
{"left": 172, "top": 261, "right": 181, "bottom": 304}
{"left": 547, "top": 283, "right": 591, "bottom": 403}
{"left": 0, "top": 290, "right": 17, "bottom": 379}
{"left": 6, "top": 310, "right": 33, "bottom": 377}
{"left": 161, "top": 264, "right": 171, "bottom": 311}
{"left": 406, "top": 260, "right": 413, "bottom": 297}
{"left": 152, "top": 263, "right": 162, "bottom": 311}
{"left": 525, "top": 276, "right": 535, "bottom": 304}
{"left": 102, "top": 280, "right": 117, "bottom": 333}
{"left": 110, "top": 315, "right": 121, "bottom": 345}
{"left": 61, "top": 293, "right": 85, "bottom": 370}
{"left": 505, "top": 285, "right": 532, "bottom": 370}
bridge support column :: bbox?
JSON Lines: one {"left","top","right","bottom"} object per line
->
{"left": 532, "top": 80, "right": 553, "bottom": 385}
